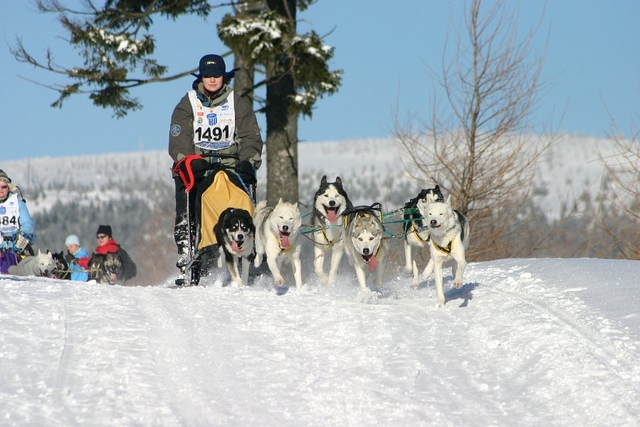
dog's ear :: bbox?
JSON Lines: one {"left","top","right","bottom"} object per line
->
{"left": 445, "top": 194, "right": 452, "bottom": 205}
{"left": 426, "top": 193, "right": 435, "bottom": 203}
{"left": 335, "top": 176, "right": 342, "bottom": 186}
{"left": 321, "top": 175, "right": 327, "bottom": 185}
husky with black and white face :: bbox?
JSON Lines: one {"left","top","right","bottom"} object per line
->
{"left": 311, "top": 175, "right": 353, "bottom": 285}
{"left": 414, "top": 193, "right": 470, "bottom": 307}
{"left": 402, "top": 185, "right": 445, "bottom": 273}
{"left": 343, "top": 210, "right": 387, "bottom": 291}
{"left": 214, "top": 207, "right": 256, "bottom": 287}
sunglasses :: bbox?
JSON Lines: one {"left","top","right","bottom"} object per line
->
{"left": 97, "top": 234, "right": 108, "bottom": 239}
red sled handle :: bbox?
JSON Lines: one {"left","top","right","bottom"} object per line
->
{"left": 173, "top": 154, "right": 204, "bottom": 192}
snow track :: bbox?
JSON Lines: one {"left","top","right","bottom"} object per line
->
{"left": 1, "top": 258, "right": 639, "bottom": 427}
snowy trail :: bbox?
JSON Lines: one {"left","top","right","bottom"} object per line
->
{"left": 1, "top": 258, "right": 639, "bottom": 426}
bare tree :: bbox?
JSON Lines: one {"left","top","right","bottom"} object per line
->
{"left": 591, "top": 113, "right": 640, "bottom": 259}
{"left": 393, "top": 0, "right": 557, "bottom": 260}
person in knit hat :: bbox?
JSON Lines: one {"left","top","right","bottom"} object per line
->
{"left": 0, "top": 169, "right": 36, "bottom": 273}
{"left": 168, "top": 53, "right": 263, "bottom": 286}
{"left": 64, "top": 234, "right": 89, "bottom": 281}
{"left": 77, "top": 224, "right": 137, "bottom": 281}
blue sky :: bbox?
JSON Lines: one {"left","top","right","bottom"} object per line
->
{"left": 1, "top": 1, "right": 638, "bottom": 161}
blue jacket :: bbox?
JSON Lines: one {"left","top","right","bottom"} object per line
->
{"left": 69, "top": 247, "right": 89, "bottom": 281}
{"left": 0, "top": 193, "right": 36, "bottom": 252}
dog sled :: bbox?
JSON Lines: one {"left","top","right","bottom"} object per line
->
{"left": 173, "top": 154, "right": 256, "bottom": 286}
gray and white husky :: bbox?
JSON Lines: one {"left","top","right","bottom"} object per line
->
{"left": 311, "top": 175, "right": 353, "bottom": 285}
{"left": 343, "top": 205, "right": 387, "bottom": 290}
{"left": 8, "top": 249, "right": 57, "bottom": 278}
{"left": 413, "top": 193, "right": 470, "bottom": 307}
{"left": 403, "top": 185, "right": 445, "bottom": 273}
{"left": 254, "top": 198, "right": 303, "bottom": 290}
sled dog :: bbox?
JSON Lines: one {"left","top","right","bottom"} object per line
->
{"left": 343, "top": 204, "right": 387, "bottom": 290}
{"left": 414, "top": 193, "right": 470, "bottom": 307}
{"left": 51, "top": 251, "right": 70, "bottom": 280}
{"left": 89, "top": 252, "right": 124, "bottom": 285}
{"left": 8, "top": 249, "right": 57, "bottom": 278}
{"left": 215, "top": 207, "right": 256, "bottom": 287}
{"left": 253, "top": 198, "right": 303, "bottom": 290}
{"left": 403, "top": 185, "right": 445, "bottom": 272}
{"left": 311, "top": 175, "right": 353, "bottom": 285}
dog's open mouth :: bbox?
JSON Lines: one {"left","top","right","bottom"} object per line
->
{"left": 232, "top": 240, "right": 244, "bottom": 253}
{"left": 430, "top": 224, "right": 441, "bottom": 229}
{"left": 280, "top": 231, "right": 291, "bottom": 249}
{"left": 324, "top": 205, "right": 339, "bottom": 222}
{"left": 361, "top": 254, "right": 378, "bottom": 271}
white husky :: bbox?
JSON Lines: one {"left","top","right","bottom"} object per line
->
{"left": 343, "top": 206, "right": 387, "bottom": 290}
{"left": 8, "top": 249, "right": 57, "bottom": 277}
{"left": 253, "top": 198, "right": 303, "bottom": 290}
{"left": 413, "top": 193, "right": 470, "bottom": 307}
{"left": 311, "top": 175, "right": 353, "bottom": 285}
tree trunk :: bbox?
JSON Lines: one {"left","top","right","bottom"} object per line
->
{"left": 265, "top": 0, "right": 299, "bottom": 205}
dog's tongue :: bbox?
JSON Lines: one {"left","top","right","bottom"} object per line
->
{"left": 110, "top": 273, "right": 118, "bottom": 283}
{"left": 280, "top": 233, "right": 291, "bottom": 249}
{"left": 232, "top": 240, "right": 242, "bottom": 253}
{"left": 327, "top": 208, "right": 337, "bottom": 222}
{"left": 368, "top": 255, "right": 377, "bottom": 272}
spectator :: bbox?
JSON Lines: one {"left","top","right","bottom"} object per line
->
{"left": 78, "top": 225, "right": 137, "bottom": 281}
{"left": 64, "top": 234, "right": 89, "bottom": 281}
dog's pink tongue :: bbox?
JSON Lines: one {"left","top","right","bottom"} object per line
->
{"left": 110, "top": 273, "right": 118, "bottom": 282}
{"left": 232, "top": 240, "right": 242, "bottom": 253}
{"left": 368, "top": 256, "right": 377, "bottom": 272}
{"left": 280, "top": 233, "right": 291, "bottom": 248}
{"left": 327, "top": 209, "right": 337, "bottom": 222}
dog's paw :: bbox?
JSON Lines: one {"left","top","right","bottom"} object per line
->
{"left": 317, "top": 273, "right": 330, "bottom": 286}
{"left": 454, "top": 281, "right": 463, "bottom": 289}
{"left": 275, "top": 276, "right": 285, "bottom": 286}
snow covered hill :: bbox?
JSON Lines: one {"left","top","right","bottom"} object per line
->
{"left": 2, "top": 134, "right": 616, "bottom": 219}
{"left": 1, "top": 258, "right": 639, "bottom": 426}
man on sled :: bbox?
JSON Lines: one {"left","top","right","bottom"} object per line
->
{"left": 168, "top": 54, "right": 263, "bottom": 286}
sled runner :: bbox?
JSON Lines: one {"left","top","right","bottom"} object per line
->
{"left": 173, "top": 154, "right": 256, "bottom": 286}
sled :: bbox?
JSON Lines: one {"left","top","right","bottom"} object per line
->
{"left": 174, "top": 154, "right": 256, "bottom": 286}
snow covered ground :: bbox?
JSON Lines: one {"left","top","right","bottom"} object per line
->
{"left": 1, "top": 258, "right": 639, "bottom": 426}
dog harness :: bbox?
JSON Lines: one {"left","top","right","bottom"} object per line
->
{"left": 188, "top": 90, "right": 236, "bottom": 151}
{"left": 432, "top": 239, "right": 453, "bottom": 255}
{"left": 410, "top": 222, "right": 429, "bottom": 243}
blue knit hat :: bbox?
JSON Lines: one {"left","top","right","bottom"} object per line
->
{"left": 65, "top": 234, "right": 80, "bottom": 246}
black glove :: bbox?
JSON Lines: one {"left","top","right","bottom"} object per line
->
{"left": 235, "top": 161, "right": 257, "bottom": 185}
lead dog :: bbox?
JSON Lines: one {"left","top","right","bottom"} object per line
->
{"left": 343, "top": 204, "right": 387, "bottom": 290}
{"left": 215, "top": 207, "right": 256, "bottom": 287}
{"left": 414, "top": 193, "right": 470, "bottom": 307}
{"left": 8, "top": 249, "right": 56, "bottom": 277}
{"left": 311, "top": 175, "right": 353, "bottom": 285}
{"left": 403, "top": 185, "right": 444, "bottom": 272}
{"left": 253, "top": 198, "right": 303, "bottom": 290}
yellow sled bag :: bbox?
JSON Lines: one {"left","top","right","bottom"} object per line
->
{"left": 198, "top": 171, "right": 254, "bottom": 250}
